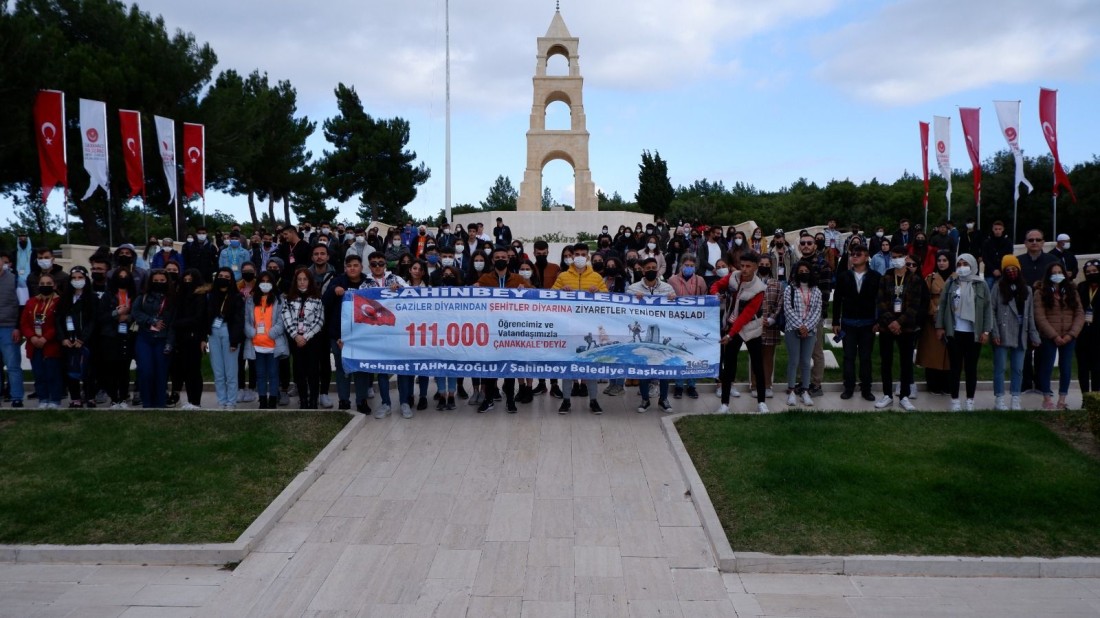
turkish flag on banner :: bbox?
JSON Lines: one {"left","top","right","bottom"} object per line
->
{"left": 919, "top": 121, "right": 930, "bottom": 211}
{"left": 959, "top": 108, "right": 981, "bottom": 207}
{"left": 182, "top": 123, "right": 205, "bottom": 199}
{"left": 353, "top": 294, "right": 396, "bottom": 326}
{"left": 1039, "top": 88, "right": 1076, "bottom": 202}
{"left": 118, "top": 109, "right": 145, "bottom": 199}
{"left": 33, "top": 90, "right": 68, "bottom": 203}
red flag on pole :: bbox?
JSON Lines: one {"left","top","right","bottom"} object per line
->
{"left": 32, "top": 90, "right": 68, "bottom": 203}
{"left": 919, "top": 121, "right": 929, "bottom": 211}
{"left": 182, "top": 123, "right": 205, "bottom": 199}
{"left": 1039, "top": 88, "right": 1076, "bottom": 203}
{"left": 959, "top": 108, "right": 981, "bottom": 208}
{"left": 118, "top": 109, "right": 145, "bottom": 199}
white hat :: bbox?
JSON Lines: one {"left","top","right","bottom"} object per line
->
{"left": 1057, "top": 233, "right": 1071, "bottom": 242}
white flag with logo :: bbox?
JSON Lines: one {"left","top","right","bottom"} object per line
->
{"left": 79, "top": 98, "right": 109, "bottom": 200}
{"left": 933, "top": 115, "right": 952, "bottom": 213}
{"left": 154, "top": 115, "right": 177, "bottom": 204}
{"left": 993, "top": 100, "right": 1034, "bottom": 202}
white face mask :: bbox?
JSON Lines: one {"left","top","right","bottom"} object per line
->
{"left": 71, "top": 278, "right": 86, "bottom": 289}
{"left": 483, "top": 248, "right": 492, "bottom": 256}
{"left": 1050, "top": 274, "right": 1066, "bottom": 284}
{"left": 259, "top": 282, "right": 273, "bottom": 293}
{"left": 716, "top": 267, "right": 730, "bottom": 278}
{"left": 441, "top": 257, "right": 454, "bottom": 267}
{"left": 956, "top": 266, "right": 972, "bottom": 278}
{"left": 734, "top": 238, "right": 743, "bottom": 247}
{"left": 876, "top": 231, "right": 884, "bottom": 238}
{"left": 345, "top": 233, "right": 355, "bottom": 242}
{"left": 647, "top": 243, "right": 657, "bottom": 251}
{"left": 356, "top": 236, "right": 365, "bottom": 244}
{"left": 297, "top": 284, "right": 309, "bottom": 292}
{"left": 322, "top": 228, "right": 331, "bottom": 235}
{"left": 966, "top": 223, "right": 974, "bottom": 230}
{"left": 572, "top": 256, "right": 588, "bottom": 269}
{"left": 197, "top": 234, "right": 207, "bottom": 242}
{"left": 1063, "top": 243, "right": 1071, "bottom": 250}
{"left": 37, "top": 258, "right": 52, "bottom": 269}
{"left": 519, "top": 270, "right": 533, "bottom": 279}
{"left": 186, "top": 237, "right": 194, "bottom": 243}
{"left": 455, "top": 245, "right": 465, "bottom": 253}
{"left": 890, "top": 257, "right": 907, "bottom": 270}
{"left": 470, "top": 261, "right": 484, "bottom": 272}
{"left": 564, "top": 257, "right": 574, "bottom": 266}
{"left": 162, "top": 245, "right": 173, "bottom": 252}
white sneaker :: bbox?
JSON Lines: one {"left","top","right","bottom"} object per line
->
{"left": 900, "top": 397, "right": 915, "bottom": 411}
{"left": 319, "top": 394, "right": 333, "bottom": 409}
{"left": 236, "top": 389, "right": 248, "bottom": 403}
{"left": 765, "top": 388, "right": 774, "bottom": 399}
{"left": 366, "top": 387, "right": 375, "bottom": 399}
{"left": 39, "top": 402, "right": 50, "bottom": 409}
{"left": 908, "top": 384, "right": 918, "bottom": 400}
{"left": 729, "top": 386, "right": 741, "bottom": 398}
{"left": 787, "top": 391, "right": 797, "bottom": 407}
{"left": 400, "top": 403, "right": 413, "bottom": 419}
{"left": 374, "top": 403, "right": 391, "bottom": 419}
{"left": 950, "top": 399, "right": 961, "bottom": 412}
{"left": 965, "top": 398, "right": 975, "bottom": 412}
{"left": 1011, "top": 395, "right": 1022, "bottom": 411}
{"left": 757, "top": 403, "right": 769, "bottom": 414}
{"left": 874, "top": 395, "right": 893, "bottom": 409}
{"left": 716, "top": 404, "right": 730, "bottom": 414}
{"left": 180, "top": 402, "right": 200, "bottom": 410}
{"left": 716, "top": 388, "right": 723, "bottom": 399}
{"left": 287, "top": 384, "right": 298, "bottom": 398}
{"left": 245, "top": 389, "right": 259, "bottom": 403}
{"left": 801, "top": 391, "right": 814, "bottom": 407}
{"left": 95, "top": 390, "right": 109, "bottom": 405}
{"left": 995, "top": 396, "right": 1007, "bottom": 411}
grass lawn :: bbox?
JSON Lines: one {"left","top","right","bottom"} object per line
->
{"left": 0, "top": 410, "right": 350, "bottom": 545}
{"left": 677, "top": 411, "right": 1100, "bottom": 557}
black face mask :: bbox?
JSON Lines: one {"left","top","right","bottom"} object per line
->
{"left": 216, "top": 279, "right": 232, "bottom": 290}
{"left": 117, "top": 255, "right": 133, "bottom": 266}
{"left": 758, "top": 266, "right": 772, "bottom": 277}
{"left": 535, "top": 255, "right": 548, "bottom": 266}
{"left": 442, "top": 276, "right": 457, "bottom": 285}
{"left": 1086, "top": 273, "right": 1100, "bottom": 285}
{"left": 815, "top": 239, "right": 825, "bottom": 249}
{"left": 92, "top": 271, "right": 106, "bottom": 282}
{"left": 493, "top": 259, "right": 509, "bottom": 271}
{"left": 166, "top": 272, "right": 178, "bottom": 281}
{"left": 150, "top": 282, "right": 167, "bottom": 294}
{"left": 263, "top": 241, "right": 272, "bottom": 249}
{"left": 592, "top": 262, "right": 605, "bottom": 273}
{"left": 242, "top": 271, "right": 256, "bottom": 282}
{"left": 797, "top": 272, "right": 811, "bottom": 284}
{"left": 38, "top": 285, "right": 54, "bottom": 295}
{"left": 644, "top": 271, "right": 658, "bottom": 282}
{"left": 18, "top": 239, "right": 28, "bottom": 248}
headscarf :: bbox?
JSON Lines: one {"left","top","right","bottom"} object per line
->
{"left": 956, "top": 253, "right": 982, "bottom": 323}
{"left": 934, "top": 250, "right": 954, "bottom": 279}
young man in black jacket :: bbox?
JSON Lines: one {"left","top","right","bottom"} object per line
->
{"left": 831, "top": 244, "right": 880, "bottom": 401}
{"left": 322, "top": 254, "right": 373, "bottom": 413}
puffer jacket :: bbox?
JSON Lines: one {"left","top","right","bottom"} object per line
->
{"left": 1034, "top": 286, "right": 1085, "bottom": 340}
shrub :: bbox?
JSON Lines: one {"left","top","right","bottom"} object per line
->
{"left": 1085, "top": 393, "right": 1100, "bottom": 441}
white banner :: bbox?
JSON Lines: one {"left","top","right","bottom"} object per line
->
{"left": 79, "top": 98, "right": 109, "bottom": 200}
{"left": 993, "top": 100, "right": 1034, "bottom": 202}
{"left": 340, "top": 288, "right": 721, "bottom": 379}
{"left": 933, "top": 115, "right": 952, "bottom": 215}
{"left": 154, "top": 115, "right": 177, "bottom": 205}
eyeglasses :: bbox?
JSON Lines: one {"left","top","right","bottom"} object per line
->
{"left": 905, "top": 263, "right": 918, "bottom": 268}
{"left": 368, "top": 261, "right": 386, "bottom": 267}
{"left": 799, "top": 241, "right": 815, "bottom": 246}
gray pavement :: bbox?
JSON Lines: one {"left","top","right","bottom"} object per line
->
{"left": 1, "top": 381, "right": 1097, "bottom": 617}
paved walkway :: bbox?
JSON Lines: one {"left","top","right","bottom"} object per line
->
{"left": 1, "top": 384, "right": 1097, "bottom": 617}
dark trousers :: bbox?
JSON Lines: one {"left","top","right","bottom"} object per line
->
{"left": 101, "top": 336, "right": 133, "bottom": 403}
{"left": 176, "top": 337, "right": 205, "bottom": 404}
{"left": 316, "top": 332, "right": 331, "bottom": 395}
{"left": 880, "top": 330, "right": 915, "bottom": 398}
{"left": 841, "top": 324, "right": 874, "bottom": 394}
{"left": 279, "top": 357, "right": 291, "bottom": 390}
{"left": 134, "top": 333, "right": 169, "bottom": 408}
{"left": 64, "top": 347, "right": 95, "bottom": 403}
{"left": 290, "top": 337, "right": 320, "bottom": 406}
{"left": 721, "top": 335, "right": 765, "bottom": 404}
{"left": 1022, "top": 346, "right": 1038, "bottom": 391}
{"left": 947, "top": 331, "right": 981, "bottom": 399}
{"left": 236, "top": 347, "right": 256, "bottom": 389}
{"left": 1078, "top": 330, "right": 1100, "bottom": 392}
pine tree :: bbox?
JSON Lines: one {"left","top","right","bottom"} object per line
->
{"left": 635, "top": 150, "right": 674, "bottom": 216}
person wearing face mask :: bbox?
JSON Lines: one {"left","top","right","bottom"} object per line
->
{"left": 916, "top": 251, "right": 953, "bottom": 396}
{"left": 874, "top": 246, "right": 924, "bottom": 411}
{"left": 362, "top": 253, "right": 409, "bottom": 418}
{"left": 795, "top": 233, "right": 832, "bottom": 397}
{"left": 170, "top": 269, "right": 209, "bottom": 409}
{"left": 475, "top": 249, "right": 533, "bottom": 413}
{"left": 14, "top": 234, "right": 33, "bottom": 290}
{"left": 131, "top": 270, "right": 176, "bottom": 408}
{"left": 346, "top": 229, "right": 373, "bottom": 261}
{"left": 711, "top": 252, "right": 770, "bottom": 414}
{"left": 639, "top": 235, "right": 666, "bottom": 275}
{"left": 1050, "top": 234, "right": 1078, "bottom": 282}
{"left": 552, "top": 244, "right": 608, "bottom": 413}
{"left": 1034, "top": 263, "right": 1085, "bottom": 410}
{"left": 957, "top": 217, "right": 985, "bottom": 258}
{"left": 783, "top": 263, "right": 821, "bottom": 408}
{"left": 452, "top": 240, "right": 468, "bottom": 271}
{"left": 184, "top": 226, "right": 219, "bottom": 282}
{"left": 989, "top": 256, "right": 1040, "bottom": 410}
{"left": 627, "top": 258, "right": 677, "bottom": 413}
{"left": 57, "top": 266, "right": 97, "bottom": 408}
{"left": 97, "top": 269, "right": 137, "bottom": 408}
{"left": 430, "top": 265, "right": 464, "bottom": 410}
{"left": 151, "top": 237, "right": 185, "bottom": 271}
{"left": 21, "top": 273, "right": 63, "bottom": 408}
{"left": 0, "top": 251, "right": 26, "bottom": 407}
{"left": 325, "top": 254, "right": 373, "bottom": 413}
{"left": 140, "top": 237, "right": 160, "bottom": 270}
{"left": 748, "top": 227, "right": 767, "bottom": 254}
{"left": 204, "top": 267, "right": 246, "bottom": 409}
{"left": 768, "top": 231, "right": 794, "bottom": 287}
{"left": 218, "top": 231, "right": 252, "bottom": 280}
{"left": 27, "top": 247, "right": 68, "bottom": 298}
{"left": 935, "top": 254, "right": 993, "bottom": 412}
{"left": 431, "top": 247, "right": 465, "bottom": 286}
{"left": 1076, "top": 260, "right": 1100, "bottom": 394}
{"left": 666, "top": 255, "right": 707, "bottom": 399}
{"left": 870, "top": 238, "right": 892, "bottom": 275}
{"left": 831, "top": 245, "right": 881, "bottom": 402}
{"left": 908, "top": 233, "right": 936, "bottom": 279}
{"left": 530, "top": 240, "right": 559, "bottom": 291}
{"left": 282, "top": 268, "right": 326, "bottom": 410}
{"left": 245, "top": 271, "right": 289, "bottom": 409}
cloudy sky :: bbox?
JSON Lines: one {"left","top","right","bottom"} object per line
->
{"left": 40, "top": 0, "right": 1100, "bottom": 225}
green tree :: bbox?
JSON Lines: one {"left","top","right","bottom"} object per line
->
{"left": 542, "top": 187, "right": 555, "bottom": 210}
{"left": 480, "top": 175, "right": 518, "bottom": 211}
{"left": 320, "top": 83, "right": 430, "bottom": 224}
{"left": 635, "top": 150, "right": 674, "bottom": 216}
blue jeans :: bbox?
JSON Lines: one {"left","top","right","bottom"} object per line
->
{"left": 785, "top": 329, "right": 816, "bottom": 389}
{"left": 134, "top": 332, "right": 169, "bottom": 408}
{"left": 255, "top": 352, "right": 279, "bottom": 398}
{"left": 0, "top": 327, "right": 24, "bottom": 401}
{"left": 561, "top": 379, "right": 597, "bottom": 400}
{"left": 209, "top": 324, "right": 238, "bottom": 405}
{"left": 331, "top": 341, "right": 372, "bottom": 405}
{"left": 30, "top": 350, "right": 63, "bottom": 405}
{"left": 377, "top": 374, "right": 392, "bottom": 405}
{"left": 992, "top": 345, "right": 1025, "bottom": 396}
{"left": 397, "top": 375, "right": 415, "bottom": 404}
{"left": 675, "top": 378, "right": 696, "bottom": 388}
{"left": 1039, "top": 338, "right": 1076, "bottom": 396}
{"left": 435, "top": 376, "right": 457, "bottom": 393}
{"left": 640, "top": 379, "right": 670, "bottom": 402}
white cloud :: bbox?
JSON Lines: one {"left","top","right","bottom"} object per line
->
{"left": 135, "top": 0, "right": 835, "bottom": 114}
{"left": 814, "top": 0, "right": 1100, "bottom": 105}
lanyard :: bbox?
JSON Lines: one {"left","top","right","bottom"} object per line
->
{"left": 34, "top": 296, "right": 56, "bottom": 322}
{"left": 1089, "top": 286, "right": 1098, "bottom": 307}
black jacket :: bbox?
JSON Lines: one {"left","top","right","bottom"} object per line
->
{"left": 980, "top": 235, "right": 1014, "bottom": 277}
{"left": 832, "top": 268, "right": 881, "bottom": 323}
{"left": 205, "top": 287, "right": 245, "bottom": 348}
{"left": 322, "top": 273, "right": 366, "bottom": 339}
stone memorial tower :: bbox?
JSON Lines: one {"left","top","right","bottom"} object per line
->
{"left": 516, "top": 8, "right": 597, "bottom": 212}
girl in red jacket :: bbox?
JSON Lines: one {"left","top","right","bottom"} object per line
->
{"left": 21, "top": 273, "right": 64, "bottom": 408}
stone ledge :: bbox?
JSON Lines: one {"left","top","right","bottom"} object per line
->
{"left": 661, "top": 410, "right": 1100, "bottom": 578}
{"left": 0, "top": 411, "right": 365, "bottom": 566}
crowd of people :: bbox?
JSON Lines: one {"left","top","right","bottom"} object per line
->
{"left": 0, "top": 214, "right": 1097, "bottom": 417}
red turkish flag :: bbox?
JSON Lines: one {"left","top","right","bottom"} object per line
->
{"left": 118, "top": 109, "right": 145, "bottom": 199}
{"left": 1039, "top": 87, "right": 1076, "bottom": 203}
{"left": 959, "top": 108, "right": 981, "bottom": 207}
{"left": 182, "top": 123, "right": 205, "bottom": 199}
{"left": 919, "top": 121, "right": 929, "bottom": 211}
{"left": 353, "top": 294, "right": 396, "bottom": 326}
{"left": 32, "top": 90, "right": 68, "bottom": 202}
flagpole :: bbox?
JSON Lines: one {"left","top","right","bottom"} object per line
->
{"left": 63, "top": 189, "right": 71, "bottom": 246}
{"left": 444, "top": 0, "right": 452, "bottom": 224}
{"left": 1012, "top": 195, "right": 1018, "bottom": 246}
